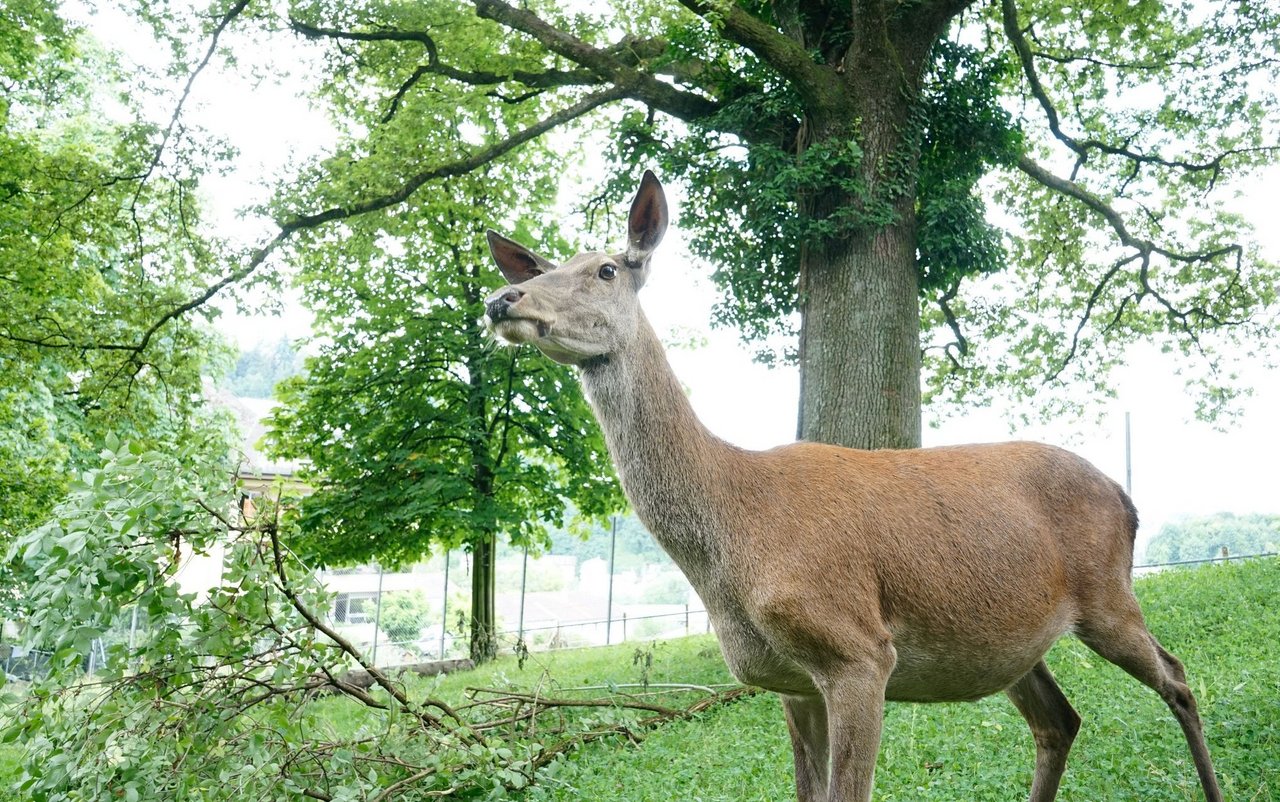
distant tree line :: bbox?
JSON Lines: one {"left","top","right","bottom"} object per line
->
{"left": 546, "top": 513, "right": 667, "bottom": 573}
{"left": 1144, "top": 513, "right": 1280, "bottom": 565}
{"left": 223, "top": 336, "right": 305, "bottom": 399}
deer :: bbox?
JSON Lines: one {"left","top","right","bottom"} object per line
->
{"left": 481, "top": 171, "right": 1222, "bottom": 802}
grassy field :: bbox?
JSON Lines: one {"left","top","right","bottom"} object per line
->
{"left": 516, "top": 557, "right": 1280, "bottom": 801}
{"left": 3, "top": 558, "right": 1276, "bottom": 800}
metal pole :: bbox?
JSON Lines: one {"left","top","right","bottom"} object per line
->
{"left": 1124, "top": 411, "right": 1133, "bottom": 496}
{"left": 684, "top": 603, "right": 689, "bottom": 635}
{"left": 622, "top": 612, "right": 627, "bottom": 643}
{"left": 440, "top": 552, "right": 450, "bottom": 659}
{"left": 605, "top": 515, "right": 618, "bottom": 645}
{"left": 371, "top": 563, "right": 385, "bottom": 666}
{"left": 518, "top": 543, "right": 529, "bottom": 643}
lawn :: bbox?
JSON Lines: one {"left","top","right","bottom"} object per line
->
{"left": 512, "top": 557, "right": 1280, "bottom": 801}
{"left": 2, "top": 557, "right": 1276, "bottom": 800}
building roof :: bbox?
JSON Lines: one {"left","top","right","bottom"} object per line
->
{"left": 208, "top": 387, "right": 306, "bottom": 479}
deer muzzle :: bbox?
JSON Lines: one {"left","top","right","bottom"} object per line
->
{"left": 484, "top": 287, "right": 524, "bottom": 321}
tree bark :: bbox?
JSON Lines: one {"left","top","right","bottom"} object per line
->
{"left": 787, "top": 4, "right": 945, "bottom": 451}
{"left": 469, "top": 533, "right": 498, "bottom": 662}
{"left": 795, "top": 103, "right": 924, "bottom": 450}
{"left": 796, "top": 212, "right": 922, "bottom": 450}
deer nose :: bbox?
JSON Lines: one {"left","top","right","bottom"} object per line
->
{"left": 485, "top": 288, "right": 525, "bottom": 320}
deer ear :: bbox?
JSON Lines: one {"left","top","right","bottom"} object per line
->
{"left": 625, "top": 170, "right": 668, "bottom": 266}
{"left": 487, "top": 230, "right": 557, "bottom": 285}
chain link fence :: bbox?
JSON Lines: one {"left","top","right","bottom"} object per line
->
{"left": 5, "top": 545, "right": 1276, "bottom": 680}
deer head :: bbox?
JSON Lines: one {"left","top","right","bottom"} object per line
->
{"left": 483, "top": 170, "right": 669, "bottom": 365}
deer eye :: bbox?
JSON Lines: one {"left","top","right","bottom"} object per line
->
{"left": 598, "top": 263, "right": 618, "bottom": 280}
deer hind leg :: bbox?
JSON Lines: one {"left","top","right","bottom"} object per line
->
{"left": 1077, "top": 606, "right": 1223, "bottom": 802}
{"left": 782, "top": 694, "right": 830, "bottom": 802}
{"left": 1006, "top": 661, "right": 1081, "bottom": 802}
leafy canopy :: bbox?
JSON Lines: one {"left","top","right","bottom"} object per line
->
{"left": 0, "top": 1, "right": 234, "bottom": 545}
{"left": 265, "top": 162, "right": 623, "bottom": 568}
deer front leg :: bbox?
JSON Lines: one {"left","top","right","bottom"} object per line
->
{"left": 821, "top": 647, "right": 895, "bottom": 802}
{"left": 782, "top": 694, "right": 830, "bottom": 802}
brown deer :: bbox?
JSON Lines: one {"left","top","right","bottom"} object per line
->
{"left": 482, "top": 171, "right": 1221, "bottom": 802}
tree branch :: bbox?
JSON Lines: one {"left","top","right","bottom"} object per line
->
{"left": 472, "top": 0, "right": 719, "bottom": 123}
{"left": 1044, "top": 254, "right": 1137, "bottom": 383}
{"left": 289, "top": 18, "right": 603, "bottom": 94}
{"left": 129, "top": 0, "right": 251, "bottom": 233}
{"left": 124, "top": 87, "right": 623, "bottom": 360}
{"left": 1002, "top": 0, "right": 1277, "bottom": 187}
{"left": 1018, "top": 155, "right": 1249, "bottom": 372}
{"left": 675, "top": 0, "right": 839, "bottom": 107}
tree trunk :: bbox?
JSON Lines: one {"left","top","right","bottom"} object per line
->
{"left": 795, "top": 109, "right": 923, "bottom": 451}
{"left": 783, "top": 5, "right": 949, "bottom": 451}
{"left": 796, "top": 211, "right": 922, "bottom": 450}
{"left": 462, "top": 262, "right": 501, "bottom": 664}
{"left": 469, "top": 533, "right": 498, "bottom": 662}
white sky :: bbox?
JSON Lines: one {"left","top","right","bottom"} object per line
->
{"left": 81, "top": 4, "right": 1280, "bottom": 554}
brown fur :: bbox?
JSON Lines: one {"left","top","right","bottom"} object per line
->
{"left": 482, "top": 172, "right": 1221, "bottom": 802}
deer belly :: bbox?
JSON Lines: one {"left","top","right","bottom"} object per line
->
{"left": 884, "top": 622, "right": 1068, "bottom": 702}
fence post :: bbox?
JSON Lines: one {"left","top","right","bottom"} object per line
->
{"left": 371, "top": 563, "right": 385, "bottom": 666}
{"left": 684, "top": 603, "right": 689, "bottom": 635}
{"left": 606, "top": 515, "right": 617, "bottom": 645}
{"left": 440, "top": 551, "right": 450, "bottom": 660}
{"left": 622, "top": 612, "right": 627, "bottom": 643}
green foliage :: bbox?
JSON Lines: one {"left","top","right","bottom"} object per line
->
{"left": 3, "top": 441, "right": 336, "bottom": 799}
{"left": 599, "top": 35, "right": 1024, "bottom": 364}
{"left": 264, "top": 2, "right": 626, "bottom": 577}
{"left": 1145, "top": 513, "right": 1280, "bottom": 564}
{"left": 0, "top": 1, "right": 234, "bottom": 547}
{"left": 379, "top": 589, "right": 432, "bottom": 644}
{"left": 914, "top": 41, "right": 1024, "bottom": 295}
{"left": 923, "top": 1, "right": 1280, "bottom": 420}
{"left": 264, "top": 167, "right": 624, "bottom": 568}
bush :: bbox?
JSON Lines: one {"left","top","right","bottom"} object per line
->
{"left": 379, "top": 590, "right": 432, "bottom": 644}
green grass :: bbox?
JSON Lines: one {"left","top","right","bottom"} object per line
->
{"left": 514, "top": 558, "right": 1280, "bottom": 801}
{"left": 3, "top": 558, "right": 1276, "bottom": 800}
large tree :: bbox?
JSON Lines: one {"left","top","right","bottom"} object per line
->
{"left": 265, "top": 161, "right": 622, "bottom": 660}
{"left": 263, "top": 0, "right": 1278, "bottom": 451}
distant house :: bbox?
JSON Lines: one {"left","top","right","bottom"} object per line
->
{"left": 214, "top": 389, "right": 310, "bottom": 500}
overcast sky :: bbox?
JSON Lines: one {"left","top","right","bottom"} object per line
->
{"left": 82, "top": 5, "right": 1280, "bottom": 554}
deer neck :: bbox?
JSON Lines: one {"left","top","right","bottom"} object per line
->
{"left": 578, "top": 313, "right": 730, "bottom": 556}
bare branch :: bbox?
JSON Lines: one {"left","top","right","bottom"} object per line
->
{"left": 129, "top": 0, "right": 251, "bottom": 226}
{"left": 1044, "top": 254, "right": 1137, "bottom": 383}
